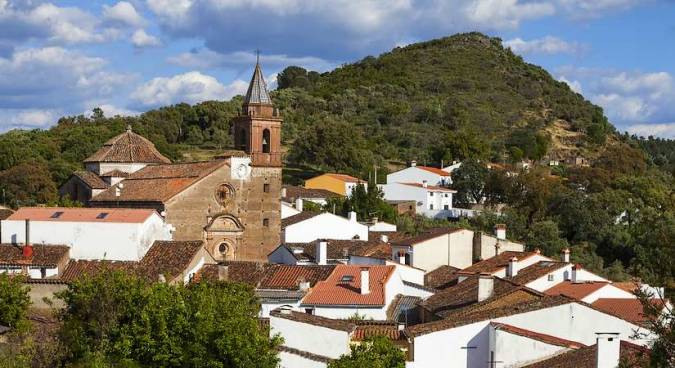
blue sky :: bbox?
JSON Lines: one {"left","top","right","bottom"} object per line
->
{"left": 1, "top": 0, "right": 674, "bottom": 138}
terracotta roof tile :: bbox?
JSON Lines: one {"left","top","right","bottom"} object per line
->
{"left": 259, "top": 265, "right": 335, "bottom": 290}
{"left": 281, "top": 186, "right": 340, "bottom": 202}
{"left": 491, "top": 322, "right": 586, "bottom": 348}
{"left": 196, "top": 261, "right": 273, "bottom": 286}
{"left": 352, "top": 321, "right": 403, "bottom": 341}
{"left": 507, "top": 261, "right": 568, "bottom": 285}
{"left": 400, "top": 183, "right": 456, "bottom": 192}
{"left": 8, "top": 207, "right": 157, "bottom": 223}
{"left": 391, "top": 227, "right": 465, "bottom": 246}
{"left": 280, "top": 211, "right": 322, "bottom": 228}
{"left": 424, "top": 265, "right": 460, "bottom": 289}
{"left": 416, "top": 166, "right": 451, "bottom": 176}
{"left": 544, "top": 281, "right": 610, "bottom": 300}
{"left": 522, "top": 340, "right": 650, "bottom": 368}
{"left": 302, "top": 265, "right": 396, "bottom": 306}
{"left": 72, "top": 171, "right": 110, "bottom": 190}
{"left": 283, "top": 239, "right": 390, "bottom": 263}
{"left": 84, "top": 129, "right": 171, "bottom": 164}
{"left": 60, "top": 259, "right": 137, "bottom": 282}
{"left": 0, "top": 244, "right": 69, "bottom": 267}
{"left": 612, "top": 281, "right": 640, "bottom": 293}
{"left": 270, "top": 309, "right": 356, "bottom": 332}
{"left": 100, "top": 169, "right": 130, "bottom": 178}
{"left": 0, "top": 208, "right": 13, "bottom": 220}
{"left": 137, "top": 240, "right": 205, "bottom": 281}
{"left": 591, "top": 298, "right": 665, "bottom": 325}
{"left": 91, "top": 160, "right": 227, "bottom": 203}
{"left": 277, "top": 346, "right": 332, "bottom": 364}
{"left": 459, "top": 251, "right": 537, "bottom": 275}
{"left": 323, "top": 173, "right": 364, "bottom": 183}
{"left": 386, "top": 294, "right": 422, "bottom": 324}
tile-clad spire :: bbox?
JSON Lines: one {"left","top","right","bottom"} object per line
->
{"left": 243, "top": 60, "right": 272, "bottom": 105}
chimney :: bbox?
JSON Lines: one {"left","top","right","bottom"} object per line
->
{"left": 348, "top": 211, "right": 357, "bottom": 222}
{"left": 360, "top": 267, "right": 370, "bottom": 294}
{"left": 596, "top": 333, "right": 621, "bottom": 368}
{"left": 478, "top": 273, "right": 494, "bottom": 302}
{"left": 494, "top": 241, "right": 502, "bottom": 256}
{"left": 410, "top": 160, "right": 417, "bottom": 167}
{"left": 380, "top": 234, "right": 389, "bottom": 243}
{"left": 562, "top": 248, "right": 571, "bottom": 263}
{"left": 23, "top": 219, "right": 33, "bottom": 259}
{"left": 218, "top": 264, "right": 229, "bottom": 281}
{"left": 158, "top": 274, "right": 166, "bottom": 283}
{"left": 507, "top": 257, "right": 519, "bottom": 277}
{"left": 295, "top": 198, "right": 303, "bottom": 212}
{"left": 281, "top": 187, "right": 287, "bottom": 198}
{"left": 422, "top": 180, "right": 428, "bottom": 188}
{"left": 316, "top": 241, "right": 328, "bottom": 265}
{"left": 298, "top": 280, "right": 310, "bottom": 291}
{"left": 398, "top": 250, "right": 406, "bottom": 264}
{"left": 494, "top": 224, "right": 506, "bottom": 240}
{"left": 571, "top": 264, "right": 581, "bottom": 283}
{"left": 534, "top": 248, "right": 541, "bottom": 255}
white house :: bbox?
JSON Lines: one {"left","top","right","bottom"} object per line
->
{"left": 2, "top": 207, "right": 173, "bottom": 261}
{"left": 0, "top": 243, "right": 69, "bottom": 279}
{"left": 366, "top": 220, "right": 397, "bottom": 232}
{"left": 281, "top": 202, "right": 301, "bottom": 219}
{"left": 380, "top": 182, "right": 456, "bottom": 219}
{"left": 387, "top": 162, "right": 452, "bottom": 186}
{"left": 390, "top": 228, "right": 475, "bottom": 271}
{"left": 281, "top": 212, "right": 369, "bottom": 243}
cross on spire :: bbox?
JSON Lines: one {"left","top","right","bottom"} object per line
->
{"left": 255, "top": 49, "right": 261, "bottom": 64}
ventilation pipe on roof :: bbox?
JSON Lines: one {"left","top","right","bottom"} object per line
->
{"left": 422, "top": 180, "right": 428, "bottom": 188}
{"left": 507, "top": 256, "right": 519, "bottom": 277}
{"left": 494, "top": 241, "right": 502, "bottom": 256}
{"left": 380, "top": 234, "right": 389, "bottom": 243}
{"left": 478, "top": 273, "right": 494, "bottom": 302}
{"left": 571, "top": 264, "right": 581, "bottom": 283}
{"left": 316, "top": 241, "right": 328, "bottom": 265}
{"left": 494, "top": 224, "right": 507, "bottom": 240}
{"left": 360, "top": 267, "right": 370, "bottom": 295}
{"left": 281, "top": 187, "right": 287, "bottom": 198}
{"left": 562, "top": 248, "right": 571, "bottom": 263}
{"left": 299, "top": 280, "right": 310, "bottom": 291}
{"left": 596, "top": 333, "right": 620, "bottom": 368}
{"left": 410, "top": 160, "right": 417, "bottom": 167}
{"left": 295, "top": 198, "right": 303, "bottom": 212}
{"left": 348, "top": 211, "right": 357, "bottom": 222}
{"left": 23, "top": 219, "right": 32, "bottom": 259}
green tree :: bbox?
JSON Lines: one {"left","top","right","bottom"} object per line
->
{"left": 57, "top": 271, "right": 280, "bottom": 367}
{"left": 0, "top": 162, "right": 57, "bottom": 207}
{"left": 325, "top": 182, "right": 397, "bottom": 223}
{"left": 451, "top": 159, "right": 489, "bottom": 206}
{"left": 328, "top": 336, "right": 405, "bottom": 368}
{"left": 0, "top": 274, "right": 30, "bottom": 330}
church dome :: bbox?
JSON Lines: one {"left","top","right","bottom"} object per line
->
{"left": 84, "top": 126, "right": 171, "bottom": 164}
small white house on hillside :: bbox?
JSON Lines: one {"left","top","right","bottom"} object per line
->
{"left": 387, "top": 162, "right": 452, "bottom": 186}
{"left": 281, "top": 212, "right": 369, "bottom": 243}
{"left": 390, "top": 228, "right": 475, "bottom": 271}
{"left": 2, "top": 207, "right": 173, "bottom": 261}
{"left": 380, "top": 182, "right": 456, "bottom": 219}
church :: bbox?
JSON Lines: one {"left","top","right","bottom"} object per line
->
{"left": 59, "top": 62, "right": 282, "bottom": 262}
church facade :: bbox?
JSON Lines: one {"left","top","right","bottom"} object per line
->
{"left": 60, "top": 62, "right": 282, "bottom": 261}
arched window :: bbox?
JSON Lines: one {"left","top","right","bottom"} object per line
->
{"left": 215, "top": 183, "right": 235, "bottom": 205}
{"left": 238, "top": 128, "right": 247, "bottom": 150}
{"left": 218, "top": 243, "right": 230, "bottom": 259}
{"left": 262, "top": 128, "right": 271, "bottom": 153}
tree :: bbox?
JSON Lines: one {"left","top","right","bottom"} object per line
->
{"left": 524, "top": 220, "right": 569, "bottom": 256}
{"left": 325, "top": 182, "right": 397, "bottom": 223}
{"left": 0, "top": 162, "right": 57, "bottom": 207}
{"left": 451, "top": 159, "right": 489, "bottom": 207}
{"left": 0, "top": 274, "right": 30, "bottom": 330}
{"left": 57, "top": 271, "right": 280, "bottom": 367}
{"left": 328, "top": 336, "right": 405, "bottom": 368}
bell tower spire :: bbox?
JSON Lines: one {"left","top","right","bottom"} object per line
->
{"left": 233, "top": 58, "right": 282, "bottom": 167}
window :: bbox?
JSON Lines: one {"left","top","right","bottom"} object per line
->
{"left": 263, "top": 183, "right": 270, "bottom": 193}
{"left": 444, "top": 205, "right": 449, "bottom": 210}
{"left": 263, "top": 218, "right": 270, "bottom": 227}
{"left": 51, "top": 211, "right": 64, "bottom": 218}
{"left": 429, "top": 192, "right": 434, "bottom": 197}
{"left": 340, "top": 275, "right": 354, "bottom": 283}
{"left": 40, "top": 268, "right": 46, "bottom": 279}
{"left": 429, "top": 204, "right": 434, "bottom": 210}
{"left": 215, "top": 184, "right": 235, "bottom": 205}
{"left": 548, "top": 274, "right": 555, "bottom": 282}
{"left": 96, "top": 212, "right": 108, "bottom": 219}
{"left": 238, "top": 128, "right": 247, "bottom": 150}
{"left": 262, "top": 128, "right": 271, "bottom": 153}
{"left": 305, "top": 308, "right": 314, "bottom": 315}
{"left": 444, "top": 194, "right": 449, "bottom": 198}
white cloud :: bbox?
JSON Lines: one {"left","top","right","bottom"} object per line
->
{"left": 462, "top": 0, "right": 555, "bottom": 29}
{"left": 505, "top": 36, "right": 584, "bottom": 55}
{"left": 167, "top": 49, "right": 334, "bottom": 71}
{"left": 626, "top": 122, "right": 675, "bottom": 139}
{"left": 103, "top": 2, "right": 146, "bottom": 27}
{"left": 593, "top": 93, "right": 650, "bottom": 122}
{"left": 28, "top": 3, "right": 104, "bottom": 44}
{"left": 84, "top": 103, "right": 140, "bottom": 118}
{"left": 601, "top": 71, "right": 672, "bottom": 98}
{"left": 557, "top": 0, "right": 642, "bottom": 18}
{"left": 7, "top": 109, "right": 59, "bottom": 128}
{"left": 558, "top": 76, "right": 583, "bottom": 94}
{"left": 131, "top": 29, "right": 161, "bottom": 48}
{"left": 131, "top": 71, "right": 247, "bottom": 107}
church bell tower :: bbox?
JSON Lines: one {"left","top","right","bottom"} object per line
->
{"left": 233, "top": 60, "right": 282, "bottom": 167}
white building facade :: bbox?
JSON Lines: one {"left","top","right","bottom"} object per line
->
{"left": 380, "top": 182, "right": 457, "bottom": 219}
{"left": 282, "top": 212, "right": 369, "bottom": 243}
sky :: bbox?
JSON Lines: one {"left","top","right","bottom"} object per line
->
{"left": 1, "top": 0, "right": 674, "bottom": 138}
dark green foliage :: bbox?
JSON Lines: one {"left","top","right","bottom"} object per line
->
{"left": 0, "top": 274, "right": 30, "bottom": 330}
{"left": 57, "top": 271, "right": 280, "bottom": 367}
{"left": 451, "top": 159, "right": 489, "bottom": 206}
{"left": 328, "top": 336, "right": 405, "bottom": 368}
{"left": 324, "top": 182, "right": 397, "bottom": 223}
{"left": 277, "top": 66, "right": 320, "bottom": 90}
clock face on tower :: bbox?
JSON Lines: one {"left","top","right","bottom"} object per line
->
{"left": 236, "top": 163, "right": 248, "bottom": 179}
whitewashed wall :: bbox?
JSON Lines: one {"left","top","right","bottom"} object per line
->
{"left": 281, "top": 203, "right": 301, "bottom": 219}
{"left": 311, "top": 306, "right": 388, "bottom": 320}
{"left": 525, "top": 265, "right": 573, "bottom": 291}
{"left": 491, "top": 326, "right": 570, "bottom": 367}
{"left": 387, "top": 167, "right": 450, "bottom": 186}
{"left": 85, "top": 162, "right": 148, "bottom": 175}
{"left": 278, "top": 351, "right": 327, "bottom": 368}
{"left": 270, "top": 315, "right": 351, "bottom": 359}
{"left": 283, "top": 213, "right": 369, "bottom": 243}
{"left": 582, "top": 284, "right": 636, "bottom": 303}
{"left": 448, "top": 230, "right": 474, "bottom": 269}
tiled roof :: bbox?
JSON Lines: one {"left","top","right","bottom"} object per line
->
{"left": 352, "top": 321, "right": 403, "bottom": 341}
{"left": 406, "top": 295, "right": 570, "bottom": 337}
{"left": 522, "top": 340, "right": 650, "bottom": 368}
{"left": 391, "top": 227, "right": 465, "bottom": 246}
{"left": 72, "top": 171, "right": 109, "bottom": 189}
{"left": 270, "top": 309, "right": 356, "bottom": 332}
{"left": 281, "top": 186, "right": 340, "bottom": 202}
{"left": 302, "top": 265, "right": 396, "bottom": 306}
{"left": 0, "top": 208, "right": 13, "bottom": 220}
{"left": 137, "top": 240, "right": 205, "bottom": 281}
{"left": 507, "top": 261, "right": 568, "bottom": 285}
{"left": 612, "top": 281, "right": 640, "bottom": 293}
{"left": 419, "top": 276, "right": 525, "bottom": 317}
{"left": 591, "top": 298, "right": 665, "bottom": 325}
{"left": 100, "top": 169, "right": 130, "bottom": 178}
{"left": 282, "top": 239, "right": 389, "bottom": 263}
{"left": 196, "top": 261, "right": 273, "bottom": 286}
{"left": 243, "top": 62, "right": 272, "bottom": 105}
{"left": 280, "top": 211, "right": 322, "bottom": 228}
{"left": 544, "top": 281, "right": 610, "bottom": 300}
{"left": 91, "top": 160, "right": 228, "bottom": 203}
{"left": 255, "top": 289, "right": 306, "bottom": 301}
{"left": 491, "top": 322, "right": 586, "bottom": 348}
{"left": 400, "top": 183, "right": 457, "bottom": 192}
{"left": 416, "top": 166, "right": 451, "bottom": 176}
{"left": 458, "top": 251, "right": 537, "bottom": 275}
{"left": 0, "top": 244, "right": 69, "bottom": 267}
{"left": 84, "top": 128, "right": 171, "bottom": 164}
{"left": 258, "top": 265, "right": 335, "bottom": 290}
{"left": 424, "top": 265, "right": 460, "bottom": 289}
{"left": 324, "top": 173, "right": 364, "bottom": 183}
{"left": 277, "top": 346, "right": 332, "bottom": 364}
{"left": 386, "top": 294, "right": 422, "bottom": 324}
{"left": 60, "top": 259, "right": 137, "bottom": 282}
{"left": 8, "top": 207, "right": 157, "bottom": 223}
{"left": 369, "top": 231, "right": 408, "bottom": 243}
